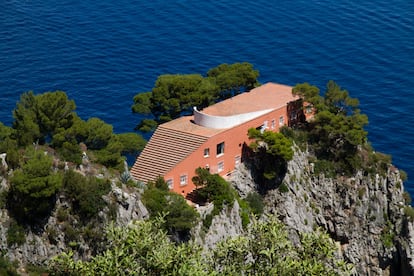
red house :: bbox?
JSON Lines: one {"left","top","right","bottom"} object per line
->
{"left": 130, "top": 82, "right": 309, "bottom": 197}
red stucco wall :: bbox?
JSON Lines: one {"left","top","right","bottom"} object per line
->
{"left": 164, "top": 104, "right": 295, "bottom": 197}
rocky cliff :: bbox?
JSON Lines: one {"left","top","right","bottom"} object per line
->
{"left": 1, "top": 146, "right": 413, "bottom": 275}
{"left": 231, "top": 146, "right": 414, "bottom": 275}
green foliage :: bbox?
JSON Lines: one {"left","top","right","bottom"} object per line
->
{"left": 247, "top": 129, "right": 292, "bottom": 188}
{"left": 248, "top": 128, "right": 294, "bottom": 162}
{"left": 403, "top": 191, "right": 412, "bottom": 205}
{"left": 0, "top": 254, "right": 19, "bottom": 276}
{"left": 211, "top": 218, "right": 349, "bottom": 275}
{"left": 207, "top": 62, "right": 260, "bottom": 98}
{"left": 117, "top": 132, "right": 146, "bottom": 154}
{"left": 13, "top": 91, "right": 76, "bottom": 146}
{"left": 132, "top": 62, "right": 259, "bottom": 131}
{"left": 237, "top": 198, "right": 251, "bottom": 228}
{"left": 135, "top": 119, "right": 158, "bottom": 132}
{"left": 380, "top": 221, "right": 395, "bottom": 248}
{"left": 81, "top": 117, "right": 113, "bottom": 150}
{"left": 8, "top": 149, "right": 62, "bottom": 223}
{"left": 291, "top": 81, "right": 369, "bottom": 175}
{"left": 142, "top": 183, "right": 198, "bottom": 238}
{"left": 278, "top": 182, "right": 289, "bottom": 193}
{"left": 93, "top": 136, "right": 124, "bottom": 168}
{"left": 50, "top": 215, "right": 352, "bottom": 275}
{"left": 404, "top": 206, "right": 414, "bottom": 221}
{"left": 0, "top": 122, "right": 14, "bottom": 145}
{"left": 193, "top": 168, "right": 235, "bottom": 208}
{"left": 400, "top": 169, "right": 408, "bottom": 182}
{"left": 10, "top": 90, "right": 145, "bottom": 168}
{"left": 7, "top": 219, "right": 26, "bottom": 246}
{"left": 313, "top": 159, "right": 336, "bottom": 178}
{"left": 49, "top": 217, "right": 207, "bottom": 275}
{"left": 56, "top": 141, "right": 82, "bottom": 165}
{"left": 245, "top": 192, "right": 264, "bottom": 216}
{"left": 63, "top": 170, "right": 111, "bottom": 220}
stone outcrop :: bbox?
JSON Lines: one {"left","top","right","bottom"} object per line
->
{"left": 192, "top": 200, "right": 244, "bottom": 250}
{"left": 0, "top": 175, "right": 149, "bottom": 269}
{"left": 231, "top": 147, "right": 414, "bottom": 275}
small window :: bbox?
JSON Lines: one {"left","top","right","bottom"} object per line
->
{"left": 235, "top": 156, "right": 241, "bottom": 167}
{"left": 216, "top": 142, "right": 225, "bottom": 156}
{"left": 166, "top": 179, "right": 173, "bottom": 189}
{"left": 204, "top": 148, "right": 210, "bottom": 157}
{"left": 279, "top": 116, "right": 284, "bottom": 126}
{"left": 180, "top": 175, "right": 187, "bottom": 186}
{"left": 306, "top": 105, "right": 313, "bottom": 114}
{"left": 218, "top": 161, "right": 224, "bottom": 173}
{"left": 271, "top": 119, "right": 275, "bottom": 129}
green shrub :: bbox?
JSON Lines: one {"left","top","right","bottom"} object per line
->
{"left": 404, "top": 206, "right": 414, "bottom": 221}
{"left": 313, "top": 159, "right": 335, "bottom": 177}
{"left": 403, "top": 192, "right": 412, "bottom": 205}
{"left": 203, "top": 214, "right": 213, "bottom": 230}
{"left": 380, "top": 221, "right": 395, "bottom": 248}
{"left": 7, "top": 219, "right": 26, "bottom": 246}
{"left": 245, "top": 192, "right": 264, "bottom": 216}
{"left": 278, "top": 183, "right": 289, "bottom": 193}
{"left": 0, "top": 254, "right": 18, "bottom": 276}
{"left": 358, "top": 187, "right": 366, "bottom": 200}
{"left": 0, "top": 190, "right": 7, "bottom": 209}
{"left": 63, "top": 170, "right": 111, "bottom": 221}
{"left": 56, "top": 207, "right": 69, "bottom": 223}
{"left": 142, "top": 185, "right": 198, "bottom": 238}
{"left": 63, "top": 222, "right": 79, "bottom": 244}
{"left": 400, "top": 170, "right": 408, "bottom": 182}
{"left": 8, "top": 149, "right": 62, "bottom": 224}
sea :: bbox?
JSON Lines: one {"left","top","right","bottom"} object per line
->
{"left": 1, "top": 0, "right": 413, "bottom": 197}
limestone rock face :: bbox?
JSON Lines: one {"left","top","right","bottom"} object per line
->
{"left": 109, "top": 186, "right": 149, "bottom": 225}
{"left": 193, "top": 201, "right": 244, "bottom": 250}
{"left": 0, "top": 178, "right": 148, "bottom": 268}
{"left": 231, "top": 147, "right": 413, "bottom": 275}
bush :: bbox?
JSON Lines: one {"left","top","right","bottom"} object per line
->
{"left": 313, "top": 159, "right": 335, "bottom": 178}
{"left": 142, "top": 184, "right": 198, "bottom": 239}
{"left": 404, "top": 206, "right": 414, "bottom": 221}
{"left": 63, "top": 170, "right": 111, "bottom": 221}
{"left": 245, "top": 192, "right": 264, "bottom": 216}
{"left": 0, "top": 254, "right": 18, "bottom": 276}
{"left": 278, "top": 183, "right": 289, "bottom": 193}
{"left": 403, "top": 191, "right": 412, "bottom": 205}
{"left": 7, "top": 219, "right": 26, "bottom": 246}
{"left": 400, "top": 170, "right": 408, "bottom": 182}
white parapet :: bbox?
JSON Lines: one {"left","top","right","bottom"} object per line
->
{"left": 193, "top": 107, "right": 274, "bottom": 129}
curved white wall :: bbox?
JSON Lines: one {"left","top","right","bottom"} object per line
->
{"left": 193, "top": 107, "right": 274, "bottom": 129}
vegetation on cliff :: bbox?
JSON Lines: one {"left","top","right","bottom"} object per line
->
{"left": 49, "top": 215, "right": 352, "bottom": 275}
{"left": 0, "top": 63, "right": 411, "bottom": 275}
{"left": 131, "top": 62, "right": 260, "bottom": 132}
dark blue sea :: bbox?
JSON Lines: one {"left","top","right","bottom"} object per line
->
{"left": 1, "top": 0, "right": 413, "bottom": 196}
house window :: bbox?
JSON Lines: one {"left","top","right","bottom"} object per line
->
{"left": 271, "top": 119, "right": 275, "bottom": 129}
{"left": 279, "top": 116, "right": 284, "bottom": 126}
{"left": 166, "top": 179, "right": 173, "bottom": 189}
{"left": 235, "top": 156, "right": 241, "bottom": 167}
{"left": 306, "top": 105, "right": 313, "bottom": 114}
{"left": 216, "top": 142, "right": 225, "bottom": 156}
{"left": 218, "top": 161, "right": 224, "bottom": 173}
{"left": 180, "top": 175, "right": 187, "bottom": 186}
{"left": 204, "top": 148, "right": 210, "bottom": 157}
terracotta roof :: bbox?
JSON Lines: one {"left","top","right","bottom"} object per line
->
{"left": 201, "top": 82, "right": 297, "bottom": 116}
{"left": 130, "top": 125, "right": 208, "bottom": 183}
{"left": 131, "top": 82, "right": 296, "bottom": 183}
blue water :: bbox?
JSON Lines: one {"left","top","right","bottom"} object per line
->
{"left": 1, "top": 0, "right": 413, "bottom": 196}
